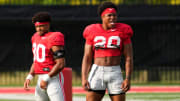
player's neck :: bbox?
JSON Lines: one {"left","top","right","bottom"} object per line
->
{"left": 38, "top": 31, "right": 49, "bottom": 36}
{"left": 102, "top": 24, "right": 109, "bottom": 30}
{"left": 102, "top": 24, "right": 115, "bottom": 30}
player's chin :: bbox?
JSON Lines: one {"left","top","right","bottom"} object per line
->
{"left": 37, "top": 32, "right": 44, "bottom": 35}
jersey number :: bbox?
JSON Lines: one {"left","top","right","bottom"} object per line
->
{"left": 94, "top": 36, "right": 120, "bottom": 48}
{"left": 33, "top": 43, "right": 45, "bottom": 62}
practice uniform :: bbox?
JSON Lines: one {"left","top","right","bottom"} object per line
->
{"left": 83, "top": 23, "right": 133, "bottom": 94}
{"left": 31, "top": 32, "right": 65, "bottom": 101}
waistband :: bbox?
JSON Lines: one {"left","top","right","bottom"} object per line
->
{"left": 37, "top": 73, "right": 60, "bottom": 79}
{"left": 92, "top": 64, "right": 121, "bottom": 72}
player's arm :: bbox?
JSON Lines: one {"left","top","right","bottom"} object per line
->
{"left": 121, "top": 43, "right": 133, "bottom": 92}
{"left": 24, "top": 63, "right": 35, "bottom": 90}
{"left": 29, "top": 63, "right": 35, "bottom": 76}
{"left": 49, "top": 45, "right": 65, "bottom": 77}
{"left": 81, "top": 44, "right": 93, "bottom": 91}
{"left": 40, "top": 45, "right": 65, "bottom": 89}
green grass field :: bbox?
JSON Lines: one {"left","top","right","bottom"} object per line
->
{"left": 0, "top": 93, "right": 179, "bottom": 101}
{"left": 74, "top": 93, "right": 180, "bottom": 101}
{"left": 0, "top": 70, "right": 180, "bottom": 87}
{"left": 126, "top": 93, "right": 180, "bottom": 101}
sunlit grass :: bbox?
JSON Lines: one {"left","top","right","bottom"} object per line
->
{"left": 0, "top": 70, "right": 180, "bottom": 87}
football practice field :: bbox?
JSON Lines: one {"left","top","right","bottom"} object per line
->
{"left": 127, "top": 93, "right": 180, "bottom": 101}
{"left": 0, "top": 86, "right": 179, "bottom": 101}
{"left": 0, "top": 93, "right": 179, "bottom": 101}
{"left": 74, "top": 93, "right": 180, "bottom": 101}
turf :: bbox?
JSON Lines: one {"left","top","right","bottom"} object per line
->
{"left": 0, "top": 93, "right": 179, "bottom": 101}
{"left": 73, "top": 93, "right": 180, "bottom": 101}
{"left": 127, "top": 93, "right": 180, "bottom": 100}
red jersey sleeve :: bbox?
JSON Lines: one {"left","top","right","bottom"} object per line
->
{"left": 49, "top": 32, "right": 64, "bottom": 47}
{"left": 123, "top": 25, "right": 133, "bottom": 44}
{"left": 83, "top": 25, "right": 94, "bottom": 45}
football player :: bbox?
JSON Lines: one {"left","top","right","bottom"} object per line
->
{"left": 82, "top": 1, "right": 133, "bottom": 101}
{"left": 24, "top": 12, "right": 66, "bottom": 101}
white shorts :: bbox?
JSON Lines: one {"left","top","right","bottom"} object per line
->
{"left": 88, "top": 64, "right": 124, "bottom": 94}
{"left": 35, "top": 73, "right": 65, "bottom": 101}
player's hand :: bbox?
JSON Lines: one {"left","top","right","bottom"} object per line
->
{"left": 24, "top": 79, "right": 31, "bottom": 91}
{"left": 121, "top": 79, "right": 131, "bottom": 92}
{"left": 40, "top": 80, "right": 48, "bottom": 90}
{"left": 82, "top": 79, "right": 90, "bottom": 91}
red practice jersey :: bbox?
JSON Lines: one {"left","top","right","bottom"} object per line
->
{"left": 31, "top": 32, "right": 64, "bottom": 74}
{"left": 83, "top": 23, "right": 133, "bottom": 58}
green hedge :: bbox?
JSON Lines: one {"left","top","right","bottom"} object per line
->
{"left": 0, "top": 0, "right": 179, "bottom": 5}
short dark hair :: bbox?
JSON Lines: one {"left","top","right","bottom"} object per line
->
{"left": 97, "top": 1, "right": 117, "bottom": 16}
{"left": 32, "top": 12, "right": 51, "bottom": 24}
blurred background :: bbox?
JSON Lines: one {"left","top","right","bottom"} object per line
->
{"left": 0, "top": 0, "right": 180, "bottom": 87}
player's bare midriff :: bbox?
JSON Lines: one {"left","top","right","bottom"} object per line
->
{"left": 94, "top": 56, "right": 121, "bottom": 66}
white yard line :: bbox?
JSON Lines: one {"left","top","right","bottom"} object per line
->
{"left": 0, "top": 94, "right": 34, "bottom": 100}
{"left": 0, "top": 94, "right": 179, "bottom": 101}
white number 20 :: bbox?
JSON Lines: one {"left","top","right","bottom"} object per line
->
{"left": 33, "top": 43, "right": 45, "bottom": 62}
{"left": 94, "top": 36, "right": 120, "bottom": 48}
